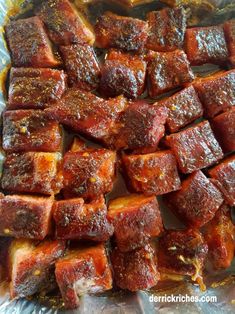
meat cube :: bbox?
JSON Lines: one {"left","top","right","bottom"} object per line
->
{"left": 148, "top": 50, "right": 194, "bottom": 97}
{"left": 185, "top": 26, "right": 228, "bottom": 65}
{"left": 62, "top": 149, "right": 116, "bottom": 199}
{"left": 9, "top": 239, "right": 66, "bottom": 299}
{"left": 3, "top": 110, "right": 62, "bottom": 153}
{"left": 0, "top": 195, "right": 53, "bottom": 240}
{"left": 95, "top": 11, "right": 148, "bottom": 52}
{"left": 208, "top": 154, "right": 235, "bottom": 206}
{"left": 99, "top": 49, "right": 147, "bottom": 99}
{"left": 5, "top": 17, "right": 59, "bottom": 68}
{"left": 223, "top": 20, "right": 235, "bottom": 61}
{"left": 111, "top": 243, "right": 159, "bottom": 291}
{"left": 210, "top": 108, "right": 235, "bottom": 153}
{"left": 53, "top": 197, "right": 114, "bottom": 241}
{"left": 204, "top": 205, "right": 235, "bottom": 270}
{"left": 166, "top": 121, "right": 223, "bottom": 174}
{"left": 113, "top": 100, "right": 168, "bottom": 151}
{"left": 157, "top": 86, "right": 203, "bottom": 133}
{"left": 1, "top": 152, "right": 62, "bottom": 195}
{"left": 45, "top": 88, "right": 127, "bottom": 144}
{"left": 107, "top": 194, "right": 163, "bottom": 252}
{"left": 122, "top": 150, "right": 181, "bottom": 195}
{"left": 146, "top": 7, "right": 187, "bottom": 52}
{"left": 55, "top": 244, "right": 112, "bottom": 309}
{"left": 60, "top": 44, "right": 100, "bottom": 91}
{"left": 8, "top": 67, "right": 67, "bottom": 110}
{"left": 158, "top": 229, "right": 208, "bottom": 286}
{"left": 194, "top": 70, "right": 235, "bottom": 118}
{"left": 165, "top": 170, "right": 224, "bottom": 228}
{"left": 36, "top": 0, "right": 95, "bottom": 45}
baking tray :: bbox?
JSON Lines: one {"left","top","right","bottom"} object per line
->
{"left": 0, "top": 0, "right": 235, "bottom": 313}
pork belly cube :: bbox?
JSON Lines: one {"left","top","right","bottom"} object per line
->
{"left": 185, "top": 26, "right": 228, "bottom": 65}
{"left": 146, "top": 7, "right": 187, "bottom": 52}
{"left": 158, "top": 229, "right": 208, "bottom": 283}
{"left": 165, "top": 170, "right": 224, "bottom": 228}
{"left": 55, "top": 244, "right": 112, "bottom": 309}
{"left": 166, "top": 121, "right": 223, "bottom": 174}
{"left": 9, "top": 239, "right": 66, "bottom": 299}
{"left": 53, "top": 197, "right": 114, "bottom": 241}
{"left": 63, "top": 149, "right": 116, "bottom": 199}
{"left": 158, "top": 86, "right": 203, "bottom": 133}
{"left": 100, "top": 50, "right": 147, "bottom": 99}
{"left": 8, "top": 68, "right": 67, "bottom": 110}
{"left": 194, "top": 70, "right": 235, "bottom": 118}
{"left": 148, "top": 50, "right": 194, "bottom": 97}
{"left": 3, "top": 110, "right": 62, "bottom": 153}
{"left": 114, "top": 100, "right": 168, "bottom": 151}
{"left": 36, "top": 0, "right": 95, "bottom": 45}
{"left": 210, "top": 108, "right": 235, "bottom": 153}
{"left": 204, "top": 205, "right": 235, "bottom": 270}
{"left": 122, "top": 151, "right": 181, "bottom": 195}
{"left": 1, "top": 152, "right": 62, "bottom": 195}
{"left": 60, "top": 44, "right": 100, "bottom": 91}
{"left": 108, "top": 194, "right": 163, "bottom": 252}
{"left": 224, "top": 19, "right": 235, "bottom": 62}
{"left": 45, "top": 88, "right": 127, "bottom": 144}
{"left": 95, "top": 11, "right": 148, "bottom": 52}
{"left": 111, "top": 243, "right": 159, "bottom": 291}
{"left": 5, "top": 17, "right": 59, "bottom": 68}
{"left": 208, "top": 155, "right": 235, "bottom": 206}
{"left": 0, "top": 195, "right": 53, "bottom": 240}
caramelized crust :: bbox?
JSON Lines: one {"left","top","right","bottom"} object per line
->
{"left": 36, "top": 0, "right": 95, "bottom": 45}
{"left": 95, "top": 11, "right": 148, "bottom": 52}
{"left": 5, "top": 17, "right": 59, "bottom": 67}
{"left": 224, "top": 19, "right": 235, "bottom": 63}
{"left": 108, "top": 194, "right": 163, "bottom": 252}
{"left": 0, "top": 195, "right": 53, "bottom": 239}
{"left": 165, "top": 170, "right": 224, "bottom": 228}
{"left": 55, "top": 245, "right": 112, "bottom": 309}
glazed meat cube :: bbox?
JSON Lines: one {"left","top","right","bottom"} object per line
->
{"left": 60, "top": 44, "right": 100, "bottom": 91}
{"left": 8, "top": 239, "right": 66, "bottom": 299}
{"left": 8, "top": 67, "right": 67, "bottom": 110}
{"left": 210, "top": 108, "right": 235, "bottom": 153}
{"left": 100, "top": 49, "right": 147, "bottom": 98}
{"left": 55, "top": 245, "right": 112, "bottom": 309}
{"left": 224, "top": 19, "right": 235, "bottom": 64}
{"left": 166, "top": 121, "right": 223, "bottom": 174}
{"left": 114, "top": 100, "right": 168, "bottom": 151}
{"left": 3, "top": 110, "right": 62, "bottom": 153}
{"left": 53, "top": 197, "right": 114, "bottom": 241}
{"left": 208, "top": 154, "right": 235, "bottom": 206}
{"left": 0, "top": 195, "right": 53, "bottom": 240}
{"left": 165, "top": 170, "right": 224, "bottom": 228}
{"left": 185, "top": 26, "right": 228, "bottom": 65}
{"left": 108, "top": 194, "right": 163, "bottom": 252}
{"left": 95, "top": 11, "right": 148, "bottom": 52}
{"left": 122, "top": 151, "right": 181, "bottom": 195}
{"left": 45, "top": 88, "right": 127, "bottom": 144}
{"left": 204, "top": 205, "right": 235, "bottom": 270}
{"left": 194, "top": 70, "right": 235, "bottom": 118}
{"left": 158, "top": 86, "right": 203, "bottom": 133}
{"left": 62, "top": 149, "right": 116, "bottom": 199}
{"left": 146, "top": 7, "right": 187, "bottom": 52}
{"left": 5, "top": 17, "right": 59, "bottom": 68}
{"left": 1, "top": 152, "right": 62, "bottom": 195}
{"left": 148, "top": 50, "right": 194, "bottom": 97}
{"left": 111, "top": 243, "right": 159, "bottom": 291}
{"left": 36, "top": 0, "right": 95, "bottom": 45}
{"left": 158, "top": 229, "right": 208, "bottom": 286}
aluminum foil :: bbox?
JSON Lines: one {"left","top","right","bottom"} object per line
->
{"left": 0, "top": 1, "right": 235, "bottom": 313}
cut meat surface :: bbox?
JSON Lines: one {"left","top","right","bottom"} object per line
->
{"left": 5, "top": 17, "right": 59, "bottom": 67}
